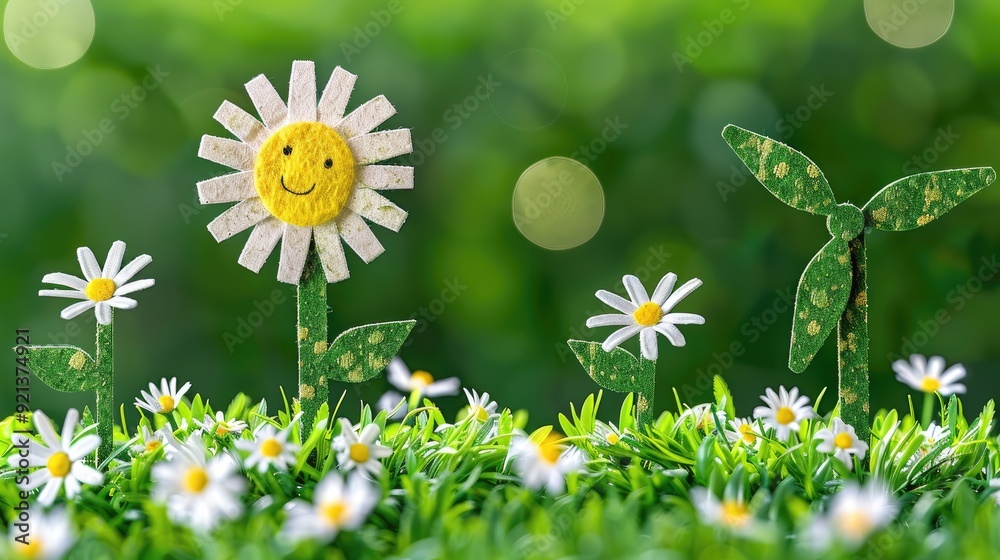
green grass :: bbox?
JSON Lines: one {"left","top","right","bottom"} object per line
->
{"left": 2, "top": 378, "right": 1000, "bottom": 559}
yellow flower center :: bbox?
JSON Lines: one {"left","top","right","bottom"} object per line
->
{"left": 539, "top": 433, "right": 563, "bottom": 465}
{"left": 84, "top": 278, "right": 116, "bottom": 302}
{"left": 17, "top": 536, "right": 41, "bottom": 557}
{"left": 606, "top": 432, "right": 620, "bottom": 445}
{"left": 921, "top": 377, "right": 941, "bottom": 393}
{"left": 926, "top": 437, "right": 936, "bottom": 445}
{"left": 719, "top": 500, "right": 751, "bottom": 527}
{"left": 834, "top": 433, "right": 854, "bottom": 449}
{"left": 216, "top": 424, "right": 231, "bottom": 437}
{"left": 739, "top": 424, "right": 757, "bottom": 444}
{"left": 836, "top": 509, "right": 874, "bottom": 538}
{"left": 158, "top": 395, "right": 176, "bottom": 413}
{"left": 145, "top": 440, "right": 162, "bottom": 452}
{"left": 349, "top": 442, "right": 371, "bottom": 463}
{"left": 775, "top": 407, "right": 795, "bottom": 425}
{"left": 260, "top": 438, "right": 283, "bottom": 458}
{"left": 182, "top": 466, "right": 209, "bottom": 493}
{"left": 253, "top": 121, "right": 356, "bottom": 228}
{"left": 46, "top": 452, "right": 71, "bottom": 477}
{"left": 410, "top": 370, "right": 434, "bottom": 388}
{"left": 470, "top": 405, "right": 489, "bottom": 422}
{"left": 632, "top": 302, "right": 663, "bottom": 327}
{"left": 321, "top": 500, "right": 349, "bottom": 526}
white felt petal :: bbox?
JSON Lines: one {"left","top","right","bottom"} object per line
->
{"left": 653, "top": 323, "right": 686, "bottom": 347}
{"left": 106, "top": 296, "right": 138, "bottom": 310}
{"left": 41, "top": 273, "right": 87, "bottom": 290}
{"left": 596, "top": 290, "right": 638, "bottom": 314}
{"left": 287, "top": 60, "right": 317, "bottom": 123}
{"left": 586, "top": 313, "right": 633, "bottom": 328}
{"left": 197, "top": 171, "right": 256, "bottom": 204}
{"left": 115, "top": 278, "right": 152, "bottom": 297}
{"left": 214, "top": 100, "right": 269, "bottom": 150}
{"left": 276, "top": 225, "right": 313, "bottom": 284}
{"left": 347, "top": 129, "right": 412, "bottom": 165}
{"left": 113, "top": 254, "right": 152, "bottom": 285}
{"left": 199, "top": 135, "right": 255, "bottom": 171}
{"left": 38, "top": 478, "right": 61, "bottom": 506}
{"left": 601, "top": 325, "right": 642, "bottom": 352}
{"left": 356, "top": 165, "right": 413, "bottom": 190}
{"left": 102, "top": 240, "right": 126, "bottom": 279}
{"left": 207, "top": 198, "right": 271, "bottom": 242}
{"left": 95, "top": 302, "right": 112, "bottom": 325}
{"left": 318, "top": 66, "right": 357, "bottom": 125}
{"left": 660, "top": 278, "right": 703, "bottom": 313}
{"left": 314, "top": 221, "right": 350, "bottom": 283}
{"left": 337, "top": 210, "right": 384, "bottom": 263}
{"left": 651, "top": 273, "right": 678, "bottom": 306}
{"left": 336, "top": 95, "right": 396, "bottom": 139}
{"left": 622, "top": 275, "right": 649, "bottom": 305}
{"left": 237, "top": 217, "right": 283, "bottom": 273}
{"left": 245, "top": 74, "right": 288, "bottom": 130}
{"left": 663, "top": 313, "right": 705, "bottom": 325}
{"left": 347, "top": 188, "right": 407, "bottom": 232}
{"left": 61, "top": 408, "right": 78, "bottom": 443}
{"left": 60, "top": 300, "right": 96, "bottom": 320}
{"left": 77, "top": 247, "right": 101, "bottom": 281}
{"left": 640, "top": 328, "right": 659, "bottom": 361}
{"left": 39, "top": 289, "right": 86, "bottom": 299}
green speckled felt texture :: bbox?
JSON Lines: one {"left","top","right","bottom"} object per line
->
{"left": 568, "top": 340, "right": 655, "bottom": 428}
{"left": 722, "top": 124, "right": 995, "bottom": 442}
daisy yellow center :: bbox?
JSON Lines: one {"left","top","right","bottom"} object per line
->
{"left": 411, "top": 370, "right": 434, "bottom": 387}
{"left": 260, "top": 438, "right": 283, "bottom": 458}
{"left": 719, "top": 500, "right": 750, "bottom": 527}
{"left": 739, "top": 424, "right": 756, "bottom": 444}
{"left": 146, "top": 440, "right": 162, "bottom": 452}
{"left": 349, "top": 442, "right": 371, "bottom": 463}
{"left": 182, "top": 466, "right": 209, "bottom": 493}
{"left": 84, "top": 278, "right": 115, "bottom": 302}
{"left": 926, "top": 437, "right": 936, "bottom": 445}
{"left": 46, "top": 451, "right": 71, "bottom": 477}
{"left": 606, "top": 432, "right": 620, "bottom": 445}
{"left": 834, "top": 433, "right": 854, "bottom": 449}
{"left": 17, "top": 536, "right": 41, "bottom": 557}
{"left": 632, "top": 302, "right": 663, "bottom": 327}
{"left": 921, "top": 377, "right": 941, "bottom": 393}
{"left": 216, "top": 424, "right": 231, "bottom": 436}
{"left": 254, "top": 121, "right": 356, "bottom": 228}
{"left": 539, "top": 434, "right": 563, "bottom": 465}
{"left": 836, "top": 509, "right": 874, "bottom": 538}
{"left": 158, "top": 395, "right": 176, "bottom": 413}
{"left": 471, "top": 405, "right": 489, "bottom": 422}
{"left": 775, "top": 407, "right": 795, "bottom": 425}
{"left": 321, "top": 499, "right": 349, "bottom": 526}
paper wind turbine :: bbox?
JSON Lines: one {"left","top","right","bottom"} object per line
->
{"left": 197, "top": 61, "right": 415, "bottom": 435}
{"left": 722, "top": 124, "right": 996, "bottom": 440}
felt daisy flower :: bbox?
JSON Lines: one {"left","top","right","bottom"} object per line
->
{"left": 236, "top": 420, "right": 300, "bottom": 473}
{"left": 6, "top": 409, "right": 103, "bottom": 506}
{"left": 376, "top": 391, "right": 407, "bottom": 421}
{"left": 152, "top": 433, "right": 246, "bottom": 530}
{"left": 815, "top": 418, "right": 868, "bottom": 470}
{"left": 807, "top": 481, "right": 897, "bottom": 549}
{"left": 892, "top": 354, "right": 966, "bottom": 395}
{"left": 506, "top": 432, "right": 585, "bottom": 495}
{"left": 38, "top": 240, "right": 154, "bottom": 326}
{"left": 921, "top": 422, "right": 949, "bottom": 446}
{"left": 197, "top": 61, "right": 413, "bottom": 284}
{"left": 130, "top": 423, "right": 171, "bottom": 456}
{"left": 592, "top": 421, "right": 623, "bottom": 447}
{"left": 724, "top": 417, "right": 761, "bottom": 449}
{"left": 586, "top": 273, "right": 705, "bottom": 361}
{"left": 134, "top": 377, "right": 192, "bottom": 415}
{"left": 7, "top": 507, "right": 74, "bottom": 560}
{"left": 753, "top": 386, "right": 815, "bottom": 442}
{"left": 690, "top": 487, "right": 755, "bottom": 531}
{"left": 386, "top": 356, "right": 460, "bottom": 398}
{"left": 281, "top": 471, "right": 380, "bottom": 544}
{"left": 679, "top": 402, "right": 728, "bottom": 432}
{"left": 332, "top": 418, "right": 392, "bottom": 477}
{"left": 462, "top": 388, "right": 499, "bottom": 424}
{"left": 194, "top": 411, "right": 249, "bottom": 437}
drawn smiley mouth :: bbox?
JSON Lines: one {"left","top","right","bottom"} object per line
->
{"left": 280, "top": 175, "right": 316, "bottom": 196}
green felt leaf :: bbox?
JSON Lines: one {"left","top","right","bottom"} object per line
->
{"left": 789, "top": 238, "right": 852, "bottom": 373}
{"left": 22, "top": 345, "right": 100, "bottom": 391}
{"left": 863, "top": 167, "right": 996, "bottom": 231}
{"left": 568, "top": 340, "right": 643, "bottom": 393}
{"left": 722, "top": 124, "right": 838, "bottom": 215}
{"left": 322, "top": 320, "right": 416, "bottom": 383}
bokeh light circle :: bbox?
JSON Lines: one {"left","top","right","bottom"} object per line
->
{"left": 488, "top": 49, "right": 568, "bottom": 130}
{"left": 864, "top": 0, "right": 954, "bottom": 48}
{"left": 512, "top": 157, "right": 604, "bottom": 250}
{"left": 3, "top": 0, "right": 95, "bottom": 69}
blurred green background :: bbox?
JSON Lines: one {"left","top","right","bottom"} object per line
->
{"left": 2, "top": 0, "right": 999, "bottom": 426}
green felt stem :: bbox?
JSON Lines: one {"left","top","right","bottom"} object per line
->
{"left": 636, "top": 357, "right": 656, "bottom": 429}
{"left": 95, "top": 318, "right": 114, "bottom": 463}
{"left": 297, "top": 247, "right": 330, "bottom": 439}
{"left": 837, "top": 237, "right": 869, "bottom": 443}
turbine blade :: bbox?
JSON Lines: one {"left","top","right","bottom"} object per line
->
{"left": 863, "top": 167, "right": 996, "bottom": 231}
{"left": 722, "top": 124, "right": 838, "bottom": 216}
{"left": 789, "top": 237, "right": 853, "bottom": 373}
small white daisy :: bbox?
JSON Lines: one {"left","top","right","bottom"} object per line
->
{"left": 281, "top": 471, "right": 380, "bottom": 543}
{"left": 586, "top": 273, "right": 705, "bottom": 361}
{"left": 131, "top": 424, "right": 171, "bottom": 456}
{"left": 506, "top": 432, "right": 585, "bottom": 495}
{"left": 921, "top": 422, "right": 949, "bottom": 447}
{"left": 38, "top": 240, "right": 154, "bottom": 326}
{"left": 679, "top": 402, "right": 728, "bottom": 432}
{"left": 236, "top": 420, "right": 300, "bottom": 473}
{"left": 809, "top": 481, "right": 897, "bottom": 549}
{"left": 462, "top": 388, "right": 499, "bottom": 423}
{"left": 592, "top": 421, "right": 623, "bottom": 447}
{"left": 815, "top": 418, "right": 868, "bottom": 470}
{"left": 691, "top": 487, "right": 755, "bottom": 530}
{"left": 376, "top": 391, "right": 407, "bottom": 421}
{"left": 134, "top": 377, "right": 192, "bottom": 415}
{"left": 7, "top": 507, "right": 74, "bottom": 560}
{"left": 724, "top": 417, "right": 761, "bottom": 449}
{"left": 332, "top": 418, "right": 392, "bottom": 477}
{"left": 151, "top": 433, "right": 246, "bottom": 530}
{"left": 194, "top": 411, "right": 249, "bottom": 438}
{"left": 892, "top": 354, "right": 966, "bottom": 395}
{"left": 6, "top": 409, "right": 103, "bottom": 506}
{"left": 386, "top": 356, "right": 460, "bottom": 398}
{"left": 753, "top": 386, "right": 815, "bottom": 441}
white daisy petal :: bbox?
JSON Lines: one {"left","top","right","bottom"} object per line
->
{"left": 318, "top": 66, "right": 357, "bottom": 125}
{"left": 95, "top": 302, "right": 112, "bottom": 325}
{"left": 197, "top": 171, "right": 256, "bottom": 204}
{"left": 601, "top": 325, "right": 642, "bottom": 351}
{"left": 213, "top": 100, "right": 268, "bottom": 150}
{"left": 347, "top": 188, "right": 408, "bottom": 232}
{"left": 622, "top": 275, "right": 649, "bottom": 305}
{"left": 639, "top": 328, "right": 658, "bottom": 360}
{"left": 60, "top": 300, "right": 96, "bottom": 320}
{"left": 660, "top": 277, "right": 703, "bottom": 313}
{"left": 596, "top": 290, "right": 638, "bottom": 314}
{"left": 102, "top": 240, "right": 127, "bottom": 279}
{"left": 114, "top": 279, "right": 154, "bottom": 297}
{"left": 356, "top": 164, "right": 413, "bottom": 190}
{"left": 33, "top": 411, "right": 59, "bottom": 448}
{"left": 314, "top": 221, "right": 351, "bottom": 283}
{"left": 336, "top": 94, "right": 396, "bottom": 139}
{"left": 207, "top": 198, "right": 272, "bottom": 242}
{"left": 39, "top": 289, "right": 87, "bottom": 299}
{"left": 586, "top": 313, "right": 634, "bottom": 328}
{"left": 337, "top": 210, "right": 385, "bottom": 263}
{"left": 287, "top": 60, "right": 317, "bottom": 123}
{"left": 650, "top": 273, "right": 678, "bottom": 306}
{"left": 38, "top": 478, "right": 62, "bottom": 506}
{"left": 41, "top": 272, "right": 88, "bottom": 290}
{"left": 663, "top": 312, "right": 705, "bottom": 325}
{"left": 653, "top": 322, "right": 686, "bottom": 347}
{"left": 113, "top": 254, "right": 153, "bottom": 285}
{"left": 77, "top": 246, "right": 101, "bottom": 281}
{"left": 245, "top": 73, "right": 288, "bottom": 130}
{"left": 237, "top": 217, "right": 284, "bottom": 273}
{"left": 347, "top": 129, "right": 412, "bottom": 165}
{"left": 276, "top": 224, "right": 313, "bottom": 284}
{"left": 199, "top": 134, "right": 255, "bottom": 171}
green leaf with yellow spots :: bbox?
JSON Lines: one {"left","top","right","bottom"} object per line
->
{"left": 568, "top": 340, "right": 646, "bottom": 394}
{"left": 722, "top": 124, "right": 838, "bottom": 216}
{"left": 21, "top": 345, "right": 101, "bottom": 392}
{"left": 789, "top": 238, "right": 852, "bottom": 373}
{"left": 321, "top": 320, "right": 416, "bottom": 383}
{"left": 863, "top": 167, "right": 996, "bottom": 231}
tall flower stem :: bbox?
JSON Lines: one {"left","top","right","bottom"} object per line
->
{"left": 95, "top": 316, "right": 114, "bottom": 464}
{"left": 297, "top": 246, "right": 330, "bottom": 438}
{"left": 837, "top": 236, "right": 870, "bottom": 443}
{"left": 636, "top": 356, "right": 657, "bottom": 429}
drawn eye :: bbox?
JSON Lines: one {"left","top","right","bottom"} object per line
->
{"left": 283, "top": 145, "right": 293, "bottom": 156}
{"left": 324, "top": 158, "right": 333, "bottom": 169}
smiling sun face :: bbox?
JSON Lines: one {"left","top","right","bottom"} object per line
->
{"left": 254, "top": 122, "right": 356, "bottom": 227}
